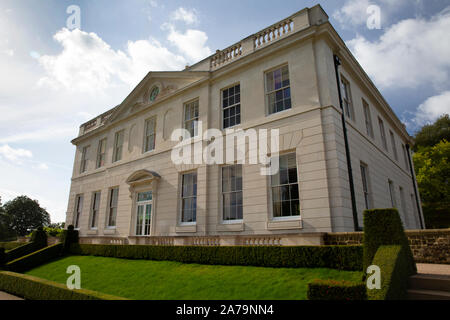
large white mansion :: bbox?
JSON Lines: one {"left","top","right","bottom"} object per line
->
{"left": 65, "top": 5, "right": 424, "bottom": 246}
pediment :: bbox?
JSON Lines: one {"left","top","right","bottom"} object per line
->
{"left": 106, "top": 71, "right": 208, "bottom": 124}
{"left": 126, "top": 170, "right": 161, "bottom": 185}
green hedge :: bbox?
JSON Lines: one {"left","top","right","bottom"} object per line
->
{"left": 307, "top": 279, "right": 367, "bottom": 300}
{"left": 363, "top": 208, "right": 416, "bottom": 273}
{"left": 0, "top": 241, "right": 24, "bottom": 251}
{"left": 70, "top": 244, "right": 363, "bottom": 271}
{"left": 4, "top": 241, "right": 46, "bottom": 263}
{"left": 367, "top": 245, "right": 413, "bottom": 300}
{"left": 0, "top": 248, "right": 5, "bottom": 266}
{"left": 61, "top": 226, "right": 79, "bottom": 253}
{"left": 6, "top": 243, "right": 63, "bottom": 273}
{"left": 0, "top": 271, "right": 127, "bottom": 300}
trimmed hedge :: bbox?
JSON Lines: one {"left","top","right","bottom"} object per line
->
{"left": 367, "top": 245, "right": 413, "bottom": 300}
{"left": 0, "top": 248, "right": 5, "bottom": 266}
{"left": 0, "top": 241, "right": 24, "bottom": 251}
{"left": 6, "top": 243, "right": 63, "bottom": 273}
{"left": 70, "top": 244, "right": 363, "bottom": 271}
{"left": 307, "top": 279, "right": 367, "bottom": 300}
{"left": 30, "top": 227, "right": 48, "bottom": 248}
{"left": 5, "top": 241, "right": 46, "bottom": 263}
{"left": 363, "top": 208, "right": 416, "bottom": 273}
{"left": 0, "top": 271, "right": 127, "bottom": 300}
{"left": 61, "top": 225, "right": 79, "bottom": 253}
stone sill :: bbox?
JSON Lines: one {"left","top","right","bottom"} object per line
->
{"left": 216, "top": 223, "right": 245, "bottom": 232}
{"left": 267, "top": 219, "right": 302, "bottom": 231}
{"left": 176, "top": 225, "right": 197, "bottom": 233}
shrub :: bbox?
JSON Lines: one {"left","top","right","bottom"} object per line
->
{"left": 367, "top": 245, "right": 413, "bottom": 300}
{"left": 6, "top": 243, "right": 63, "bottom": 273}
{"left": 0, "top": 248, "right": 5, "bottom": 266}
{"left": 61, "top": 225, "right": 79, "bottom": 253}
{"left": 5, "top": 242, "right": 42, "bottom": 263}
{"left": 0, "top": 271, "right": 127, "bottom": 300}
{"left": 0, "top": 242, "right": 24, "bottom": 251}
{"left": 30, "top": 227, "right": 48, "bottom": 248}
{"left": 363, "top": 208, "right": 416, "bottom": 273}
{"left": 70, "top": 244, "right": 363, "bottom": 271}
{"left": 307, "top": 279, "right": 367, "bottom": 300}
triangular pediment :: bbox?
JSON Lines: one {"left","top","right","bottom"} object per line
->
{"left": 107, "top": 71, "right": 209, "bottom": 124}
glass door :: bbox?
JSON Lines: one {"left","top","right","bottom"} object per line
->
{"left": 135, "top": 191, "right": 152, "bottom": 236}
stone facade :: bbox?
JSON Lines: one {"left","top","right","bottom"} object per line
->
{"left": 65, "top": 5, "right": 424, "bottom": 243}
{"left": 324, "top": 229, "right": 450, "bottom": 264}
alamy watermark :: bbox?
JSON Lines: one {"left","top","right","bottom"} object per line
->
{"left": 66, "top": 265, "right": 81, "bottom": 290}
{"left": 367, "top": 5, "right": 381, "bottom": 30}
{"left": 66, "top": 5, "right": 81, "bottom": 30}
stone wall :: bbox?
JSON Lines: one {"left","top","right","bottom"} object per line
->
{"left": 324, "top": 229, "right": 450, "bottom": 264}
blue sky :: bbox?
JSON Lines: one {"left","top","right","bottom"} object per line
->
{"left": 0, "top": 0, "right": 449, "bottom": 223}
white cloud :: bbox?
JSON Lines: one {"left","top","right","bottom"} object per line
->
{"left": 166, "top": 25, "right": 211, "bottom": 62}
{"left": 347, "top": 7, "right": 450, "bottom": 90}
{"left": 0, "top": 145, "right": 32, "bottom": 162}
{"left": 171, "top": 7, "right": 198, "bottom": 25}
{"left": 413, "top": 91, "right": 450, "bottom": 126}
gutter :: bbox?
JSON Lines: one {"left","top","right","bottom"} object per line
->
{"left": 406, "top": 144, "right": 425, "bottom": 229}
{"left": 333, "top": 54, "right": 360, "bottom": 231}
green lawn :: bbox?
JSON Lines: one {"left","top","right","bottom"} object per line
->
{"left": 26, "top": 255, "right": 363, "bottom": 300}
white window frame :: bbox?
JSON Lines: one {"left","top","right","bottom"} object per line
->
{"left": 402, "top": 144, "right": 410, "bottom": 171}
{"left": 363, "top": 99, "right": 374, "bottom": 138}
{"left": 90, "top": 191, "right": 101, "bottom": 230}
{"left": 360, "top": 163, "right": 371, "bottom": 210}
{"left": 269, "top": 152, "right": 301, "bottom": 221}
{"left": 390, "top": 130, "right": 398, "bottom": 161}
{"left": 341, "top": 76, "right": 354, "bottom": 120}
{"left": 113, "top": 130, "right": 124, "bottom": 163}
{"left": 143, "top": 117, "right": 156, "bottom": 153}
{"left": 265, "top": 64, "right": 291, "bottom": 115}
{"left": 388, "top": 180, "right": 396, "bottom": 208}
{"left": 135, "top": 191, "right": 153, "bottom": 236}
{"left": 96, "top": 138, "right": 107, "bottom": 169}
{"left": 221, "top": 164, "right": 243, "bottom": 224}
{"left": 73, "top": 194, "right": 83, "bottom": 229}
{"left": 179, "top": 171, "right": 197, "bottom": 225}
{"left": 221, "top": 83, "right": 241, "bottom": 129}
{"left": 379, "top": 118, "right": 388, "bottom": 151}
{"left": 106, "top": 188, "right": 119, "bottom": 228}
{"left": 80, "top": 146, "right": 90, "bottom": 174}
{"left": 183, "top": 99, "right": 199, "bottom": 139}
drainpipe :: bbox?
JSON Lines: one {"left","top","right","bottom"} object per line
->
{"left": 333, "top": 54, "right": 360, "bottom": 231}
{"left": 406, "top": 144, "right": 425, "bottom": 229}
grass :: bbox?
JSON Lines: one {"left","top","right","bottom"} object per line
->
{"left": 26, "top": 255, "right": 363, "bottom": 300}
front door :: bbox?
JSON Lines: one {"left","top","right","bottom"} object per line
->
{"left": 135, "top": 191, "right": 152, "bottom": 236}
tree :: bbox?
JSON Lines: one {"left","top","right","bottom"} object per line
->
{"left": 413, "top": 114, "right": 450, "bottom": 151}
{"left": 3, "top": 196, "right": 51, "bottom": 236}
{"left": 414, "top": 140, "right": 450, "bottom": 228}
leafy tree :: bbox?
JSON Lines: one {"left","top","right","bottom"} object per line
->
{"left": 413, "top": 114, "right": 450, "bottom": 151}
{"left": 3, "top": 196, "right": 51, "bottom": 236}
{"left": 414, "top": 140, "right": 450, "bottom": 228}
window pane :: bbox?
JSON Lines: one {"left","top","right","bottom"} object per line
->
{"left": 271, "top": 153, "right": 300, "bottom": 217}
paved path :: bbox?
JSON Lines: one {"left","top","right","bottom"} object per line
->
{"left": 0, "top": 291, "right": 23, "bottom": 300}
{"left": 417, "top": 263, "right": 450, "bottom": 277}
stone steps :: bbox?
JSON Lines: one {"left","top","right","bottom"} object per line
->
{"left": 408, "top": 274, "right": 450, "bottom": 300}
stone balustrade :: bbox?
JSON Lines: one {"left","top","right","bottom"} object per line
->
{"left": 254, "top": 19, "right": 294, "bottom": 50}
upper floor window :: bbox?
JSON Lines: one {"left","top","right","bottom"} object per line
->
{"left": 181, "top": 172, "right": 197, "bottom": 224}
{"left": 390, "top": 130, "right": 398, "bottom": 161}
{"left": 265, "top": 65, "right": 291, "bottom": 115}
{"left": 222, "top": 165, "right": 243, "bottom": 222}
{"left": 80, "top": 146, "right": 90, "bottom": 174}
{"left": 341, "top": 76, "right": 354, "bottom": 120}
{"left": 90, "top": 191, "right": 101, "bottom": 229}
{"left": 388, "top": 180, "right": 396, "bottom": 208}
{"left": 107, "top": 188, "right": 119, "bottom": 228}
{"left": 360, "top": 163, "right": 371, "bottom": 210}
{"left": 363, "top": 100, "right": 374, "bottom": 138}
{"left": 74, "top": 194, "right": 83, "bottom": 229}
{"left": 271, "top": 153, "right": 300, "bottom": 218}
{"left": 113, "top": 130, "right": 124, "bottom": 163}
{"left": 222, "top": 84, "right": 241, "bottom": 129}
{"left": 378, "top": 118, "right": 388, "bottom": 150}
{"left": 402, "top": 144, "right": 410, "bottom": 171}
{"left": 184, "top": 100, "right": 199, "bottom": 138}
{"left": 96, "top": 138, "right": 107, "bottom": 169}
{"left": 144, "top": 117, "right": 156, "bottom": 153}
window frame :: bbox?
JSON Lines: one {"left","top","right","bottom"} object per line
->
{"left": 269, "top": 152, "right": 301, "bottom": 221}
{"left": 90, "top": 191, "right": 101, "bottom": 230}
{"left": 135, "top": 191, "right": 153, "bottom": 236}
{"left": 388, "top": 180, "right": 396, "bottom": 208}
{"left": 112, "top": 130, "right": 124, "bottom": 163}
{"left": 180, "top": 171, "right": 198, "bottom": 225}
{"left": 378, "top": 117, "right": 388, "bottom": 151}
{"left": 73, "top": 194, "right": 83, "bottom": 229}
{"left": 340, "top": 76, "right": 354, "bottom": 120}
{"left": 96, "top": 138, "right": 107, "bottom": 169}
{"left": 362, "top": 99, "right": 374, "bottom": 138}
{"left": 390, "top": 130, "right": 399, "bottom": 161}
{"left": 80, "top": 145, "right": 90, "bottom": 174}
{"left": 221, "top": 83, "right": 241, "bottom": 129}
{"left": 220, "top": 164, "right": 243, "bottom": 223}
{"left": 402, "top": 144, "right": 410, "bottom": 171}
{"left": 183, "top": 99, "right": 199, "bottom": 139}
{"left": 360, "top": 163, "right": 371, "bottom": 210}
{"left": 106, "top": 188, "right": 119, "bottom": 228}
{"left": 143, "top": 117, "right": 157, "bottom": 153}
{"left": 265, "top": 64, "right": 292, "bottom": 116}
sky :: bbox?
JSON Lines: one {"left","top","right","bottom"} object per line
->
{"left": 0, "top": 0, "right": 449, "bottom": 223}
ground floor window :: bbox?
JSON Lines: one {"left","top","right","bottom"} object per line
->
{"left": 222, "top": 165, "right": 243, "bottom": 221}
{"left": 107, "top": 188, "right": 119, "bottom": 228}
{"left": 135, "top": 191, "right": 152, "bottom": 236}
{"left": 271, "top": 153, "right": 300, "bottom": 218}
{"left": 90, "top": 191, "right": 101, "bottom": 229}
{"left": 74, "top": 195, "right": 83, "bottom": 228}
{"left": 181, "top": 172, "right": 197, "bottom": 223}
